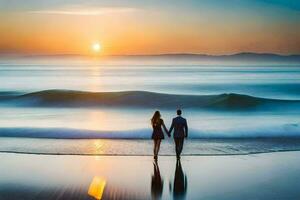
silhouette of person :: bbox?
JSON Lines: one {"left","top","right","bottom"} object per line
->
{"left": 151, "top": 111, "right": 169, "bottom": 160}
{"left": 151, "top": 161, "right": 164, "bottom": 200}
{"left": 169, "top": 109, "right": 188, "bottom": 160}
{"left": 170, "top": 160, "right": 188, "bottom": 200}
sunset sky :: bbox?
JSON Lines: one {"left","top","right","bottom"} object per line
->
{"left": 0, "top": 0, "right": 299, "bottom": 55}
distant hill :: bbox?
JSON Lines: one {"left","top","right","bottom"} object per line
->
{"left": 115, "top": 52, "right": 300, "bottom": 62}
{"left": 1, "top": 52, "right": 300, "bottom": 63}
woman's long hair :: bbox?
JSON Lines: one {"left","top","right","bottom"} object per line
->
{"left": 151, "top": 111, "right": 161, "bottom": 126}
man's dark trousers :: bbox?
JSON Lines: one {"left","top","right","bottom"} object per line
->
{"left": 174, "top": 138, "right": 184, "bottom": 157}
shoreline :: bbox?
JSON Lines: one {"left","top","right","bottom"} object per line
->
{"left": 1, "top": 148, "right": 300, "bottom": 157}
{"left": 1, "top": 137, "right": 300, "bottom": 157}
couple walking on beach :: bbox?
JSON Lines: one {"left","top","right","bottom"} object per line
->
{"left": 151, "top": 109, "right": 188, "bottom": 160}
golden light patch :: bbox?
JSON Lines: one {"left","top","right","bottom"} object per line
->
{"left": 88, "top": 176, "right": 106, "bottom": 199}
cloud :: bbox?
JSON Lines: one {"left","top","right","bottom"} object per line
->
{"left": 27, "top": 5, "right": 140, "bottom": 16}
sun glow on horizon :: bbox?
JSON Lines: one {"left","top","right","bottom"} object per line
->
{"left": 92, "top": 43, "right": 101, "bottom": 53}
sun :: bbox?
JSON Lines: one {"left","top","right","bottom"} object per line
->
{"left": 92, "top": 43, "right": 101, "bottom": 52}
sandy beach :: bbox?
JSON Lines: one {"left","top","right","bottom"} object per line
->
{"left": 1, "top": 151, "right": 300, "bottom": 200}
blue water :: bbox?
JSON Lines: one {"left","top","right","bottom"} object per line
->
{"left": 0, "top": 57, "right": 300, "bottom": 154}
{"left": 1, "top": 58, "right": 300, "bottom": 99}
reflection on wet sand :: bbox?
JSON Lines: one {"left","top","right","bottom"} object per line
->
{"left": 87, "top": 177, "right": 148, "bottom": 200}
{"left": 151, "top": 160, "right": 188, "bottom": 200}
{"left": 151, "top": 161, "right": 163, "bottom": 199}
{"left": 171, "top": 160, "right": 188, "bottom": 200}
{"left": 88, "top": 176, "right": 106, "bottom": 200}
{"left": 2, "top": 153, "right": 300, "bottom": 199}
{"left": 0, "top": 153, "right": 190, "bottom": 200}
{"left": 87, "top": 160, "right": 188, "bottom": 200}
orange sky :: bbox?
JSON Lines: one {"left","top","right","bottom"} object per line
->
{"left": 0, "top": 1, "right": 300, "bottom": 55}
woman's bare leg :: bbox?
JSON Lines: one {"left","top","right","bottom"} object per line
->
{"left": 154, "top": 140, "right": 161, "bottom": 158}
{"left": 153, "top": 140, "right": 157, "bottom": 157}
{"left": 156, "top": 139, "right": 161, "bottom": 155}
{"left": 153, "top": 139, "right": 161, "bottom": 159}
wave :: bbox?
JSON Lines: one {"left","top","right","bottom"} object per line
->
{"left": 0, "top": 124, "right": 300, "bottom": 139}
{"left": 0, "top": 127, "right": 149, "bottom": 139}
{"left": 1, "top": 89, "right": 300, "bottom": 110}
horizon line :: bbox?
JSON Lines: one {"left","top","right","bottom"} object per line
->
{"left": 1, "top": 52, "right": 300, "bottom": 57}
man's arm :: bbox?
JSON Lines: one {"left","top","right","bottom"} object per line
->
{"left": 184, "top": 119, "right": 188, "bottom": 138}
{"left": 168, "top": 119, "right": 174, "bottom": 137}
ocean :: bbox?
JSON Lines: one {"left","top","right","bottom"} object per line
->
{"left": 1, "top": 56, "right": 300, "bottom": 155}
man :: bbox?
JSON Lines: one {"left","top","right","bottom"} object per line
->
{"left": 169, "top": 109, "right": 188, "bottom": 160}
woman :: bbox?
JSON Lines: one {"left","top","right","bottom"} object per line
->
{"left": 151, "top": 111, "right": 169, "bottom": 160}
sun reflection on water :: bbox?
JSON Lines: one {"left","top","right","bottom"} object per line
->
{"left": 82, "top": 110, "right": 142, "bottom": 131}
{"left": 84, "top": 111, "right": 108, "bottom": 130}
{"left": 93, "top": 140, "right": 105, "bottom": 154}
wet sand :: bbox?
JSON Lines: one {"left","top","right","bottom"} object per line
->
{"left": 0, "top": 151, "right": 300, "bottom": 200}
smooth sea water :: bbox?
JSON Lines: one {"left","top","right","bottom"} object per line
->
{"left": 0, "top": 57, "right": 300, "bottom": 155}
